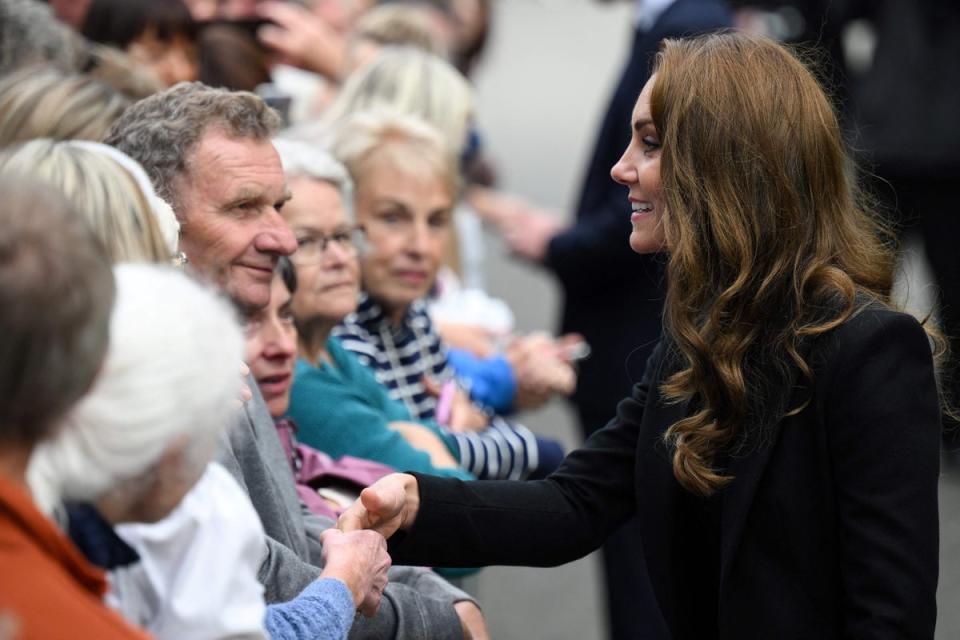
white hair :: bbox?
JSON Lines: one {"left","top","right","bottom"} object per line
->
{"left": 272, "top": 138, "right": 355, "bottom": 221}
{"left": 28, "top": 264, "right": 243, "bottom": 515}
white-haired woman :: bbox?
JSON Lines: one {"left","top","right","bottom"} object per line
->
{"left": 30, "top": 264, "right": 391, "bottom": 640}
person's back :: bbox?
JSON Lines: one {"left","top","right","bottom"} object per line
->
{"left": 0, "top": 178, "right": 147, "bottom": 639}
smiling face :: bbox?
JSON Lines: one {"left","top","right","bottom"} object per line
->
{"left": 245, "top": 274, "right": 297, "bottom": 418}
{"left": 176, "top": 131, "right": 296, "bottom": 314}
{"left": 283, "top": 176, "right": 361, "bottom": 332}
{"left": 353, "top": 148, "right": 454, "bottom": 322}
{"left": 611, "top": 76, "right": 667, "bottom": 254}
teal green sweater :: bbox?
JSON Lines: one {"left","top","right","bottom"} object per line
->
{"left": 288, "top": 337, "right": 473, "bottom": 480}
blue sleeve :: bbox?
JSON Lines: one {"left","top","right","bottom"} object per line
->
{"left": 264, "top": 578, "right": 354, "bottom": 640}
{"left": 446, "top": 349, "right": 517, "bottom": 414}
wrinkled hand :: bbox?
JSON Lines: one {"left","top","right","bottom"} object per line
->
{"left": 337, "top": 473, "right": 420, "bottom": 539}
{"left": 319, "top": 528, "right": 391, "bottom": 617}
{"left": 256, "top": 1, "right": 346, "bottom": 79}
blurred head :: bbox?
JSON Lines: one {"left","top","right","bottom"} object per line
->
{"left": 325, "top": 46, "right": 473, "bottom": 155}
{"left": 0, "top": 67, "right": 130, "bottom": 147}
{"left": 334, "top": 109, "right": 457, "bottom": 322}
{"left": 28, "top": 264, "right": 244, "bottom": 521}
{"left": 0, "top": 178, "right": 114, "bottom": 452}
{"left": 274, "top": 139, "right": 362, "bottom": 337}
{"left": 106, "top": 82, "right": 296, "bottom": 314}
{"left": 348, "top": 3, "right": 452, "bottom": 70}
{"left": 245, "top": 259, "right": 298, "bottom": 418}
{"left": 0, "top": 139, "right": 177, "bottom": 263}
{"left": 0, "top": 0, "right": 87, "bottom": 76}
{"left": 82, "top": 0, "right": 199, "bottom": 86}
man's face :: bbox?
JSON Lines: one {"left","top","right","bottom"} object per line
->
{"left": 175, "top": 131, "right": 296, "bottom": 313}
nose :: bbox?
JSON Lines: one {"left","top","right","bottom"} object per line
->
{"left": 261, "top": 316, "right": 296, "bottom": 360}
{"left": 610, "top": 145, "right": 637, "bottom": 186}
{"left": 256, "top": 208, "right": 298, "bottom": 257}
{"left": 405, "top": 219, "right": 430, "bottom": 257}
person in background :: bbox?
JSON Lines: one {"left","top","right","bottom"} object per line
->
{"left": 331, "top": 109, "right": 566, "bottom": 479}
{"left": 0, "top": 68, "right": 130, "bottom": 147}
{"left": 82, "top": 0, "right": 199, "bottom": 86}
{"left": 0, "top": 178, "right": 147, "bottom": 639}
{"left": 274, "top": 140, "right": 473, "bottom": 479}
{"left": 106, "top": 81, "right": 481, "bottom": 639}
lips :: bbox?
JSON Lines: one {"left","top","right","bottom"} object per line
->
{"left": 392, "top": 269, "right": 428, "bottom": 285}
{"left": 256, "top": 372, "right": 291, "bottom": 398}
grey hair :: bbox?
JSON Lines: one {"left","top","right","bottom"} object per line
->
{"left": 272, "top": 138, "right": 355, "bottom": 221}
{"left": 104, "top": 82, "right": 282, "bottom": 213}
{"left": 0, "top": 177, "right": 114, "bottom": 447}
{"left": 0, "top": 0, "right": 87, "bottom": 75}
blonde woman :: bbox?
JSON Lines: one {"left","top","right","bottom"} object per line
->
{"left": 0, "top": 68, "right": 130, "bottom": 147}
{"left": 0, "top": 139, "right": 177, "bottom": 262}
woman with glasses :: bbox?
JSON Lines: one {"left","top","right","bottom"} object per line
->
{"left": 272, "top": 139, "right": 473, "bottom": 480}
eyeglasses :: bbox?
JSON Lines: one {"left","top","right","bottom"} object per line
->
{"left": 291, "top": 225, "right": 365, "bottom": 265}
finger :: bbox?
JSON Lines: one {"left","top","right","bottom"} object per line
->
{"left": 256, "top": 0, "right": 302, "bottom": 26}
{"left": 336, "top": 508, "right": 366, "bottom": 532}
{"left": 257, "top": 24, "right": 289, "bottom": 52}
{"left": 421, "top": 375, "right": 442, "bottom": 397}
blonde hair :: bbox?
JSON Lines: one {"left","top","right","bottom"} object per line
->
{"left": 0, "top": 139, "right": 175, "bottom": 263}
{"left": 353, "top": 4, "right": 447, "bottom": 56}
{"left": 323, "top": 47, "right": 473, "bottom": 154}
{"left": 332, "top": 108, "right": 459, "bottom": 200}
{"left": 0, "top": 66, "right": 130, "bottom": 147}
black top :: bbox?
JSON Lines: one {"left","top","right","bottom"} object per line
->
{"left": 389, "top": 306, "right": 941, "bottom": 639}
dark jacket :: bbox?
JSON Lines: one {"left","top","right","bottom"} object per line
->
{"left": 545, "top": 0, "right": 733, "bottom": 425}
{"left": 391, "top": 306, "right": 941, "bottom": 639}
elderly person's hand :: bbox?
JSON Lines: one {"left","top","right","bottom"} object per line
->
{"left": 423, "top": 377, "right": 488, "bottom": 433}
{"left": 337, "top": 473, "right": 420, "bottom": 540}
{"left": 318, "top": 528, "right": 391, "bottom": 617}
{"left": 507, "top": 333, "right": 578, "bottom": 410}
{"left": 256, "top": 1, "right": 346, "bottom": 80}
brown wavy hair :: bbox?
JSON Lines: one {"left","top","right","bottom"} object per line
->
{"left": 651, "top": 32, "right": 903, "bottom": 496}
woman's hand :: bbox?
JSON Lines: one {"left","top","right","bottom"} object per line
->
{"left": 423, "top": 377, "right": 488, "bottom": 433}
{"left": 318, "top": 528, "right": 391, "bottom": 617}
{"left": 388, "top": 421, "right": 459, "bottom": 468}
{"left": 337, "top": 473, "right": 420, "bottom": 540}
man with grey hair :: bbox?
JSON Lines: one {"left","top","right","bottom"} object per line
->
{"left": 105, "top": 82, "right": 475, "bottom": 639}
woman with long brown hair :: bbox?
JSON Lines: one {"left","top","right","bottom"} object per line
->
{"left": 336, "top": 31, "right": 942, "bottom": 638}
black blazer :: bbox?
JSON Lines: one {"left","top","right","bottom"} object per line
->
{"left": 545, "top": 0, "right": 732, "bottom": 423}
{"left": 391, "top": 306, "right": 941, "bottom": 638}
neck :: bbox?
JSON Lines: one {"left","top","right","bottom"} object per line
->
{"left": 0, "top": 443, "right": 32, "bottom": 491}
{"left": 297, "top": 318, "right": 336, "bottom": 365}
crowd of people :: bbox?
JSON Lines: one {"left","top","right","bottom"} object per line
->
{"left": 0, "top": 0, "right": 955, "bottom": 639}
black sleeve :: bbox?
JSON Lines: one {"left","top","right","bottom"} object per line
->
{"left": 388, "top": 342, "right": 665, "bottom": 568}
{"left": 823, "top": 310, "right": 940, "bottom": 638}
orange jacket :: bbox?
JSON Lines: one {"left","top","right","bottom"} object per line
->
{"left": 0, "top": 475, "right": 151, "bottom": 640}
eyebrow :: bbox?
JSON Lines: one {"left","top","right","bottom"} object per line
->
{"left": 633, "top": 118, "right": 655, "bottom": 133}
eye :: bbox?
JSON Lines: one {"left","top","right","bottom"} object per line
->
{"left": 428, "top": 211, "right": 452, "bottom": 229}
{"left": 296, "top": 236, "right": 315, "bottom": 250}
{"left": 278, "top": 305, "right": 295, "bottom": 325}
{"left": 332, "top": 231, "right": 352, "bottom": 244}
{"left": 641, "top": 136, "right": 661, "bottom": 153}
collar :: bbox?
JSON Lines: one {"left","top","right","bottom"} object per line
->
{"left": 66, "top": 503, "right": 140, "bottom": 571}
{"left": 351, "top": 293, "right": 427, "bottom": 336}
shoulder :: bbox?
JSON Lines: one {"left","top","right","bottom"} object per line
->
{"left": 822, "top": 304, "right": 930, "bottom": 365}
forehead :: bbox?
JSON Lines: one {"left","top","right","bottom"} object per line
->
{"left": 359, "top": 151, "right": 452, "bottom": 202}
{"left": 632, "top": 75, "right": 656, "bottom": 122}
{"left": 284, "top": 177, "right": 348, "bottom": 228}
{"left": 183, "top": 130, "right": 286, "bottom": 205}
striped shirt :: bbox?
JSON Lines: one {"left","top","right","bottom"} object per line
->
{"left": 334, "top": 295, "right": 543, "bottom": 480}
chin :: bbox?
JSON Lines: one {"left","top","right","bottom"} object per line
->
{"left": 629, "top": 229, "right": 667, "bottom": 255}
